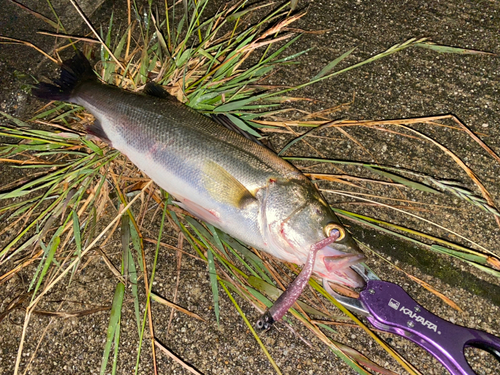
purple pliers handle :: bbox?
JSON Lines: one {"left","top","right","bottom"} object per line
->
{"left": 331, "top": 264, "right": 500, "bottom": 375}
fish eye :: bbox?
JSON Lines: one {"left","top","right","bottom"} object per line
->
{"left": 324, "top": 223, "right": 346, "bottom": 241}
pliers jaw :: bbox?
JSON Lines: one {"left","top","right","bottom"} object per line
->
{"left": 324, "top": 263, "right": 379, "bottom": 316}
{"left": 350, "top": 263, "right": 380, "bottom": 282}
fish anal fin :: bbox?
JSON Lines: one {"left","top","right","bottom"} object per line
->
{"left": 202, "top": 160, "right": 256, "bottom": 209}
{"left": 86, "top": 118, "right": 111, "bottom": 145}
{"left": 143, "top": 82, "right": 177, "bottom": 101}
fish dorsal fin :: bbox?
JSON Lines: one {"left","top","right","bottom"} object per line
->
{"left": 210, "top": 114, "right": 276, "bottom": 151}
{"left": 143, "top": 82, "right": 177, "bottom": 101}
{"left": 202, "top": 160, "right": 256, "bottom": 209}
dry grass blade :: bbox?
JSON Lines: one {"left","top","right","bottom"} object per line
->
{"left": 37, "top": 31, "right": 100, "bottom": 44}
{"left": 312, "top": 280, "right": 423, "bottom": 375}
{"left": 13, "top": 180, "right": 153, "bottom": 374}
{"left": 414, "top": 41, "right": 495, "bottom": 55}
{"left": 32, "top": 306, "right": 111, "bottom": 318}
{"left": 219, "top": 281, "right": 284, "bottom": 375}
{"left": 326, "top": 190, "right": 494, "bottom": 254}
{"left": 0, "top": 158, "right": 54, "bottom": 165}
{"left": 7, "top": 0, "right": 60, "bottom": 29}
{"left": 0, "top": 293, "right": 31, "bottom": 323}
{"left": 98, "top": 248, "right": 127, "bottom": 284}
{"left": 0, "top": 36, "right": 58, "bottom": 63}
{"left": 280, "top": 114, "right": 500, "bottom": 231}
{"left": 305, "top": 173, "right": 402, "bottom": 188}
{"left": 449, "top": 115, "right": 500, "bottom": 164}
{"left": 429, "top": 179, "right": 500, "bottom": 218}
{"left": 166, "top": 233, "right": 185, "bottom": 334}
{"left": 150, "top": 292, "right": 206, "bottom": 321}
{"left": 154, "top": 339, "right": 204, "bottom": 375}
{"left": 397, "top": 124, "right": 500, "bottom": 228}
{"left": 405, "top": 275, "right": 463, "bottom": 312}
{"left": 68, "top": 0, "right": 124, "bottom": 70}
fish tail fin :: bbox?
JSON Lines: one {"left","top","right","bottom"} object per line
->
{"left": 33, "top": 51, "right": 97, "bottom": 102}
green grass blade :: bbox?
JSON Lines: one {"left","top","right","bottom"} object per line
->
{"left": 129, "top": 219, "right": 145, "bottom": 273}
{"left": 100, "top": 282, "right": 125, "bottom": 375}
{"left": 259, "top": 38, "right": 430, "bottom": 102}
{"left": 415, "top": 41, "right": 492, "bottom": 54}
{"left": 313, "top": 47, "right": 357, "bottom": 80}
{"left": 326, "top": 344, "right": 372, "bottom": 375}
{"left": 28, "top": 241, "right": 48, "bottom": 292}
{"left": 183, "top": 217, "right": 220, "bottom": 322}
{"left": 80, "top": 138, "right": 104, "bottom": 156}
{"left": 219, "top": 281, "right": 283, "bottom": 375}
{"left": 332, "top": 208, "right": 499, "bottom": 276}
{"left": 124, "top": 219, "right": 141, "bottom": 335}
{"left": 204, "top": 224, "right": 225, "bottom": 253}
{"left": 469, "top": 263, "right": 500, "bottom": 278}
{"left": 366, "top": 166, "right": 440, "bottom": 194}
{"left": 114, "top": 24, "right": 131, "bottom": 59}
{"left": 214, "top": 96, "right": 262, "bottom": 113}
{"left": 72, "top": 210, "right": 82, "bottom": 257}
{"left": 134, "top": 196, "right": 168, "bottom": 374}
{"left": 207, "top": 245, "right": 220, "bottom": 325}
{"left": 278, "top": 127, "right": 317, "bottom": 156}
{"left": 216, "top": 231, "right": 274, "bottom": 284}
{"left": 121, "top": 214, "right": 130, "bottom": 278}
{"left": 225, "top": 114, "right": 261, "bottom": 138}
{"left": 0, "top": 111, "right": 31, "bottom": 127}
{"left": 31, "top": 236, "right": 59, "bottom": 300}
{"left": 431, "top": 245, "right": 488, "bottom": 264}
{"left": 111, "top": 319, "right": 121, "bottom": 375}
{"left": 69, "top": 209, "right": 83, "bottom": 284}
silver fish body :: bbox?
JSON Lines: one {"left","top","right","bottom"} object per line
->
{"left": 35, "top": 53, "right": 364, "bottom": 287}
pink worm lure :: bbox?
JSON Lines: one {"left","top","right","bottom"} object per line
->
{"left": 256, "top": 229, "right": 341, "bottom": 330}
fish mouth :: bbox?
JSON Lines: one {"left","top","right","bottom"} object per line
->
{"left": 323, "top": 253, "right": 366, "bottom": 272}
{"left": 318, "top": 245, "right": 366, "bottom": 288}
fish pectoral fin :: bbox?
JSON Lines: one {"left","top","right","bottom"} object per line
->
{"left": 323, "top": 254, "right": 365, "bottom": 272}
{"left": 143, "top": 82, "right": 177, "bottom": 101}
{"left": 176, "top": 198, "right": 221, "bottom": 224}
{"left": 202, "top": 160, "right": 257, "bottom": 209}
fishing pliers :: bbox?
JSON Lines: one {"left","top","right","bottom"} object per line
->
{"left": 329, "top": 263, "right": 500, "bottom": 375}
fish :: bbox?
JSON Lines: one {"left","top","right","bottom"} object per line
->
{"left": 34, "top": 52, "right": 365, "bottom": 327}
